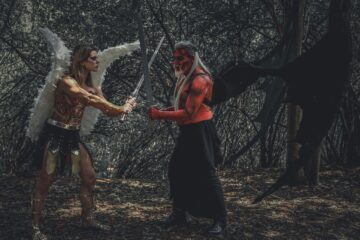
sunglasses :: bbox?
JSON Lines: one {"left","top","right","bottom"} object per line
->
{"left": 87, "top": 56, "right": 98, "bottom": 62}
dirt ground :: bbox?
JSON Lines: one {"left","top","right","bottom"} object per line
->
{"left": 0, "top": 167, "right": 359, "bottom": 240}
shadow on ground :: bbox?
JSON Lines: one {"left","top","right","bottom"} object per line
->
{"left": 0, "top": 167, "right": 359, "bottom": 239}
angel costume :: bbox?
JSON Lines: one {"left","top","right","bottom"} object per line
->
{"left": 28, "top": 28, "right": 139, "bottom": 239}
{"left": 28, "top": 29, "right": 139, "bottom": 174}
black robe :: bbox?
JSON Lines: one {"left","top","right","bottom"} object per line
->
{"left": 169, "top": 120, "right": 226, "bottom": 219}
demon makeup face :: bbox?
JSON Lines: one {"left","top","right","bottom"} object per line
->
{"left": 172, "top": 48, "right": 194, "bottom": 78}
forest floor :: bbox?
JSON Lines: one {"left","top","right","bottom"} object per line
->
{"left": 1, "top": 166, "right": 359, "bottom": 240}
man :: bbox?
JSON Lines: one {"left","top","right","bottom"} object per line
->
{"left": 149, "top": 41, "right": 227, "bottom": 235}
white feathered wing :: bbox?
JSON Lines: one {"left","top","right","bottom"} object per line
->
{"left": 80, "top": 41, "right": 140, "bottom": 136}
{"left": 26, "top": 28, "right": 71, "bottom": 142}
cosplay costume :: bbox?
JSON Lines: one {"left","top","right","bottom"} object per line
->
{"left": 149, "top": 46, "right": 227, "bottom": 231}
{"left": 168, "top": 69, "right": 226, "bottom": 221}
{"left": 27, "top": 28, "right": 139, "bottom": 240}
{"left": 28, "top": 28, "right": 140, "bottom": 175}
{"left": 27, "top": 28, "right": 140, "bottom": 142}
{"left": 36, "top": 78, "right": 90, "bottom": 176}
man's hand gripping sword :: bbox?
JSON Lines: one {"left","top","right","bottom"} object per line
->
{"left": 121, "top": 36, "right": 165, "bottom": 121}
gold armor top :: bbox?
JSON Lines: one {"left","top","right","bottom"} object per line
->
{"left": 50, "top": 78, "right": 90, "bottom": 127}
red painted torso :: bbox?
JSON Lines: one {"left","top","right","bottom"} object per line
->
{"left": 176, "top": 70, "right": 213, "bottom": 125}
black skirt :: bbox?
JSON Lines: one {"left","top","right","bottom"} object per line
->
{"left": 34, "top": 123, "right": 92, "bottom": 175}
{"left": 169, "top": 120, "right": 226, "bottom": 219}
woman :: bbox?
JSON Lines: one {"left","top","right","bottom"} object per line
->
{"left": 148, "top": 41, "right": 226, "bottom": 235}
{"left": 32, "top": 45, "right": 136, "bottom": 239}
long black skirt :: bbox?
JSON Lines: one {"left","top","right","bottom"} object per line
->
{"left": 169, "top": 120, "right": 226, "bottom": 220}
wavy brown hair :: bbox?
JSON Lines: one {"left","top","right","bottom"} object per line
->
{"left": 67, "top": 45, "right": 98, "bottom": 86}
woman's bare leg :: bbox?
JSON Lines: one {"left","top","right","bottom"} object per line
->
{"left": 78, "top": 143, "right": 109, "bottom": 230}
{"left": 32, "top": 145, "right": 54, "bottom": 239}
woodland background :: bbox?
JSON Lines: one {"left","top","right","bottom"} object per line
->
{"left": 0, "top": 0, "right": 360, "bottom": 239}
{"left": 1, "top": 0, "right": 359, "bottom": 179}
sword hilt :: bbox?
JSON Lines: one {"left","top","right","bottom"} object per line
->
{"left": 120, "top": 94, "right": 135, "bottom": 121}
{"left": 120, "top": 97, "right": 164, "bottom": 121}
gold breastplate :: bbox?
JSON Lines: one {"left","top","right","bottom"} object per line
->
{"left": 51, "top": 87, "right": 86, "bottom": 126}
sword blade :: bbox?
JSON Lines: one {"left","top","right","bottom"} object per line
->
{"left": 132, "top": 35, "right": 165, "bottom": 96}
{"left": 120, "top": 36, "right": 165, "bottom": 121}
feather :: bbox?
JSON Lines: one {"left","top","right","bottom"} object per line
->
{"left": 26, "top": 28, "right": 71, "bottom": 142}
{"left": 80, "top": 41, "right": 140, "bottom": 136}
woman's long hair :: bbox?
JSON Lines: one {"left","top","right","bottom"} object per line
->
{"left": 66, "top": 45, "right": 97, "bottom": 86}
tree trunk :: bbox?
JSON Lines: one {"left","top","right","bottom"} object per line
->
{"left": 284, "top": 0, "right": 306, "bottom": 185}
{"left": 305, "top": 144, "right": 321, "bottom": 184}
{"left": 286, "top": 103, "right": 305, "bottom": 183}
{"left": 284, "top": 0, "right": 321, "bottom": 185}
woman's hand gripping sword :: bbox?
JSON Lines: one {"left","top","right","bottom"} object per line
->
{"left": 121, "top": 36, "right": 165, "bottom": 120}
